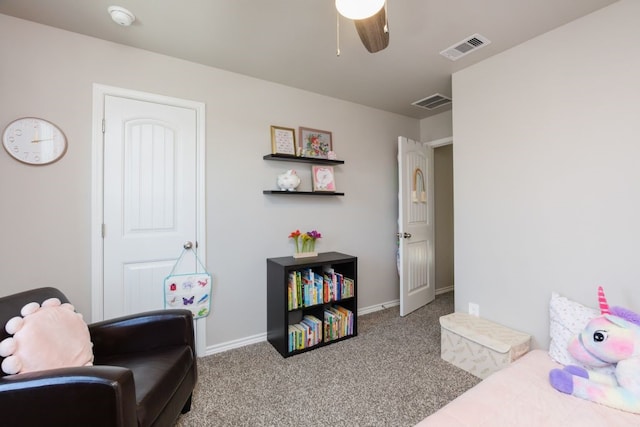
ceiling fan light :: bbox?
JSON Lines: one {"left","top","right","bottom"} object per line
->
{"left": 335, "top": 0, "right": 385, "bottom": 20}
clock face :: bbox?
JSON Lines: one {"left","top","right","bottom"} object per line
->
{"left": 2, "top": 117, "right": 67, "bottom": 165}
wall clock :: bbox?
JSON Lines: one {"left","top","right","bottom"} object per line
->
{"left": 2, "top": 117, "right": 68, "bottom": 165}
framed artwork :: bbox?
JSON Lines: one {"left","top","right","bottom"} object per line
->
{"left": 270, "top": 125, "right": 296, "bottom": 155}
{"left": 311, "top": 165, "right": 336, "bottom": 192}
{"left": 299, "top": 127, "right": 332, "bottom": 159}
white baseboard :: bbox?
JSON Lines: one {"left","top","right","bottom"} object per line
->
{"left": 201, "top": 292, "right": 453, "bottom": 357}
{"left": 357, "top": 299, "right": 399, "bottom": 315}
{"left": 203, "top": 332, "right": 267, "bottom": 357}
{"left": 436, "top": 285, "right": 454, "bottom": 295}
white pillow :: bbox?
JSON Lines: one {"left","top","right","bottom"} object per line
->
{"left": 548, "top": 292, "right": 598, "bottom": 366}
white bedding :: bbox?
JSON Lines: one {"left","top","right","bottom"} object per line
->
{"left": 417, "top": 349, "right": 640, "bottom": 426}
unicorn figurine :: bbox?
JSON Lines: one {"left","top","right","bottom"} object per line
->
{"left": 549, "top": 286, "right": 640, "bottom": 413}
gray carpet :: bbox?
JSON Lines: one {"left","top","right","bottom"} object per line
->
{"left": 176, "top": 292, "right": 480, "bottom": 427}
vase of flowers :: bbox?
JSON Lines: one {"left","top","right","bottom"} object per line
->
{"left": 289, "top": 229, "right": 322, "bottom": 258}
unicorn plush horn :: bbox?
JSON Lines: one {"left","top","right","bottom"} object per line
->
{"left": 597, "top": 285, "right": 610, "bottom": 315}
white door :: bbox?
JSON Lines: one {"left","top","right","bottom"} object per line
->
{"left": 92, "top": 86, "right": 206, "bottom": 355}
{"left": 398, "top": 136, "right": 435, "bottom": 316}
{"left": 103, "top": 96, "right": 197, "bottom": 318}
{"left": 102, "top": 95, "right": 200, "bottom": 318}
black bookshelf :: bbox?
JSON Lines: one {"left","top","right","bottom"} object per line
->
{"left": 266, "top": 252, "right": 357, "bottom": 357}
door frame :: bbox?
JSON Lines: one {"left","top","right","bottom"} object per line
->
{"left": 427, "top": 136, "right": 453, "bottom": 295}
{"left": 427, "top": 136, "right": 452, "bottom": 149}
{"left": 91, "top": 84, "right": 207, "bottom": 354}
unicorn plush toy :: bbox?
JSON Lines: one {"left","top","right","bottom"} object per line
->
{"left": 549, "top": 286, "right": 640, "bottom": 413}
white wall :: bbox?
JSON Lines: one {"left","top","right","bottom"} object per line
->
{"left": 452, "top": 0, "right": 640, "bottom": 348}
{"left": 0, "top": 14, "right": 419, "bottom": 351}
{"left": 420, "top": 110, "right": 452, "bottom": 142}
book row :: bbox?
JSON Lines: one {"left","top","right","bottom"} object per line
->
{"left": 287, "top": 267, "right": 355, "bottom": 310}
{"left": 288, "top": 315, "right": 322, "bottom": 351}
{"left": 288, "top": 305, "right": 354, "bottom": 352}
{"left": 324, "top": 305, "right": 354, "bottom": 342}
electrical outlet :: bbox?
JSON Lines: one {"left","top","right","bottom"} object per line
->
{"left": 468, "top": 303, "right": 480, "bottom": 317}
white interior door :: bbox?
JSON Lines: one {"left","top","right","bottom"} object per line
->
{"left": 102, "top": 95, "right": 199, "bottom": 318}
{"left": 92, "top": 86, "right": 206, "bottom": 355}
{"left": 398, "top": 136, "right": 435, "bottom": 316}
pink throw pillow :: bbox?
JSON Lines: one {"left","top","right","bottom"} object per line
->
{"left": 0, "top": 298, "right": 94, "bottom": 375}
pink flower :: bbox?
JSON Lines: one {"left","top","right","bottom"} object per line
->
{"left": 289, "top": 229, "right": 322, "bottom": 253}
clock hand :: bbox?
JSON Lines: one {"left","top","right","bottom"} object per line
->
{"left": 31, "top": 138, "right": 54, "bottom": 143}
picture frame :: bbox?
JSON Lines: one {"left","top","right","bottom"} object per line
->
{"left": 270, "top": 125, "right": 296, "bottom": 156}
{"left": 299, "top": 127, "right": 332, "bottom": 159}
{"left": 311, "top": 165, "right": 336, "bottom": 192}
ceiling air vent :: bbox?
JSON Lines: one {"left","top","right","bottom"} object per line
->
{"left": 411, "top": 93, "right": 452, "bottom": 110}
{"left": 440, "top": 33, "right": 491, "bottom": 61}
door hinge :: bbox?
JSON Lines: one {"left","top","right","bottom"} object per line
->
{"left": 102, "top": 118, "right": 105, "bottom": 133}
{"left": 101, "top": 224, "right": 106, "bottom": 238}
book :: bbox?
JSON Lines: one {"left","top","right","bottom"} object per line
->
{"left": 301, "top": 315, "right": 322, "bottom": 346}
{"left": 299, "top": 320, "right": 312, "bottom": 348}
{"left": 301, "top": 268, "right": 313, "bottom": 307}
{"left": 325, "top": 309, "right": 344, "bottom": 342}
{"left": 327, "top": 307, "right": 343, "bottom": 337}
{"left": 323, "top": 266, "right": 336, "bottom": 302}
{"left": 343, "top": 277, "right": 354, "bottom": 298}
{"left": 334, "top": 305, "right": 354, "bottom": 336}
{"left": 314, "top": 274, "right": 323, "bottom": 306}
{"left": 292, "top": 324, "right": 305, "bottom": 350}
{"left": 323, "top": 273, "right": 331, "bottom": 303}
{"left": 335, "top": 272, "right": 343, "bottom": 301}
{"left": 288, "top": 325, "right": 295, "bottom": 352}
{"left": 288, "top": 272, "right": 297, "bottom": 309}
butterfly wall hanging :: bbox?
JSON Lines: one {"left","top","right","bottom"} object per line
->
{"left": 164, "top": 247, "right": 212, "bottom": 319}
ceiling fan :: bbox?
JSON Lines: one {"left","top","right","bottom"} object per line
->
{"left": 336, "top": 0, "right": 389, "bottom": 53}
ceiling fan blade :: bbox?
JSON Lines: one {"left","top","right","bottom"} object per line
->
{"left": 354, "top": 7, "right": 389, "bottom": 53}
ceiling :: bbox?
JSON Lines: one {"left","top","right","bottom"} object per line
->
{"left": 0, "top": 0, "right": 618, "bottom": 119}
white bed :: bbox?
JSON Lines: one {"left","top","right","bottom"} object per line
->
{"left": 417, "top": 349, "right": 640, "bottom": 426}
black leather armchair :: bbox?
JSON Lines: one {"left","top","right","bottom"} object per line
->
{"left": 0, "top": 287, "right": 197, "bottom": 427}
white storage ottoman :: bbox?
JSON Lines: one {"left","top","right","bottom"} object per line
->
{"left": 440, "top": 312, "right": 531, "bottom": 379}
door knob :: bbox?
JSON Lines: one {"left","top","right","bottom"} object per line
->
{"left": 396, "top": 233, "right": 412, "bottom": 239}
{"left": 183, "top": 241, "right": 193, "bottom": 250}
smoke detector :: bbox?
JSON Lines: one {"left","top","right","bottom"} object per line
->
{"left": 411, "top": 93, "right": 452, "bottom": 110}
{"left": 440, "top": 33, "right": 490, "bottom": 61}
{"left": 108, "top": 6, "right": 136, "bottom": 26}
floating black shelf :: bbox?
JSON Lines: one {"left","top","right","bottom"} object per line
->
{"left": 263, "top": 154, "right": 345, "bottom": 196}
{"left": 263, "top": 154, "right": 344, "bottom": 165}
{"left": 263, "top": 190, "right": 344, "bottom": 196}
